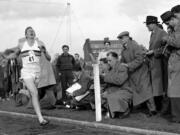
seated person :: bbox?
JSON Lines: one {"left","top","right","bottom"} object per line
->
{"left": 66, "top": 65, "right": 94, "bottom": 110}
{"left": 101, "top": 52, "right": 132, "bottom": 119}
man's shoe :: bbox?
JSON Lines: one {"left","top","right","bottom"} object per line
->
{"left": 104, "top": 112, "right": 110, "bottom": 119}
{"left": 55, "top": 100, "right": 64, "bottom": 105}
{"left": 119, "top": 108, "right": 130, "bottom": 119}
{"left": 147, "top": 111, "right": 157, "bottom": 117}
{"left": 160, "top": 110, "right": 170, "bottom": 116}
{"left": 43, "top": 105, "right": 56, "bottom": 110}
{"left": 169, "top": 118, "right": 180, "bottom": 123}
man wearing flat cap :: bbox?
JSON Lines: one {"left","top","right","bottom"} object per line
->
{"left": 159, "top": 11, "right": 175, "bottom": 116}
{"left": 161, "top": 10, "right": 180, "bottom": 123}
{"left": 117, "top": 31, "right": 129, "bottom": 39}
{"left": 145, "top": 15, "right": 168, "bottom": 112}
{"left": 161, "top": 11, "right": 175, "bottom": 36}
{"left": 118, "top": 31, "right": 156, "bottom": 116}
{"left": 171, "top": 5, "right": 180, "bottom": 20}
{"left": 161, "top": 11, "right": 174, "bottom": 25}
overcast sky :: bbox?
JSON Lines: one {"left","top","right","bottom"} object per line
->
{"left": 0, "top": 0, "right": 179, "bottom": 58}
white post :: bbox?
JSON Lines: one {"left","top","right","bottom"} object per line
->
{"left": 93, "top": 63, "right": 102, "bottom": 122}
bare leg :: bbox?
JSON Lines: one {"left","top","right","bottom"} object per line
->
{"left": 23, "top": 78, "right": 44, "bottom": 123}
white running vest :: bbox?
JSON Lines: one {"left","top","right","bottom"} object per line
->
{"left": 21, "top": 41, "right": 41, "bottom": 71}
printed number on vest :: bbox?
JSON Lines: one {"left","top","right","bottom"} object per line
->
{"left": 28, "top": 51, "right": 36, "bottom": 63}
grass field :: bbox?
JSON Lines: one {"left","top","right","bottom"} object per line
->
{"left": 0, "top": 99, "right": 179, "bottom": 134}
{"left": 0, "top": 115, "right": 139, "bottom": 135}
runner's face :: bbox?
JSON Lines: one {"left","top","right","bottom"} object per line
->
{"left": 26, "top": 28, "right": 35, "bottom": 39}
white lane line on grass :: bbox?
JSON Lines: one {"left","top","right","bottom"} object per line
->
{"left": 38, "top": 131, "right": 58, "bottom": 135}
{"left": 0, "top": 110, "right": 179, "bottom": 135}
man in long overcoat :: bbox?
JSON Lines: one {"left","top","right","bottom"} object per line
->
{"left": 159, "top": 11, "right": 176, "bottom": 115}
{"left": 118, "top": 31, "right": 156, "bottom": 115}
{"left": 145, "top": 16, "right": 167, "bottom": 111}
{"left": 163, "top": 7, "right": 180, "bottom": 123}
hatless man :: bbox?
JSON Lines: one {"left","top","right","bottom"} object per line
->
{"left": 74, "top": 53, "right": 82, "bottom": 72}
{"left": 98, "top": 40, "right": 112, "bottom": 61}
{"left": 56, "top": 45, "right": 75, "bottom": 103}
{"left": 101, "top": 52, "right": 132, "bottom": 119}
{"left": 144, "top": 16, "right": 168, "bottom": 111}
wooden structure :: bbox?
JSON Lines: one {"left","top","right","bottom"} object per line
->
{"left": 83, "top": 38, "right": 123, "bottom": 62}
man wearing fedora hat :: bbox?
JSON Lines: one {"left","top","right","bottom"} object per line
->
{"left": 161, "top": 10, "right": 180, "bottom": 123}
{"left": 145, "top": 15, "right": 168, "bottom": 112}
{"left": 144, "top": 16, "right": 160, "bottom": 26}
{"left": 118, "top": 31, "right": 157, "bottom": 116}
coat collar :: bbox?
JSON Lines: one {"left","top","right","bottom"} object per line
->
{"left": 122, "top": 40, "right": 131, "bottom": 50}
